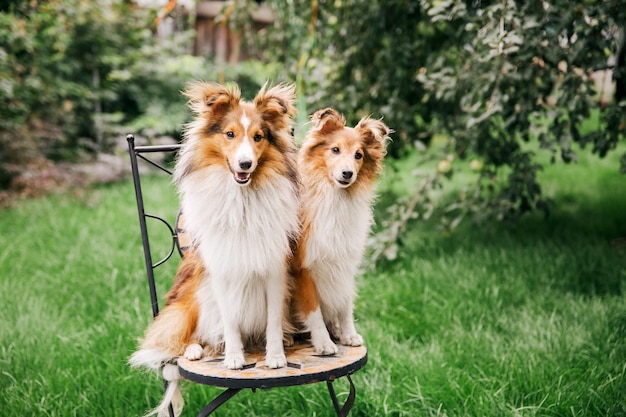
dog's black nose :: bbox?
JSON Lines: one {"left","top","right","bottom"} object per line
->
{"left": 239, "top": 160, "right": 252, "bottom": 170}
{"left": 342, "top": 170, "right": 353, "bottom": 179}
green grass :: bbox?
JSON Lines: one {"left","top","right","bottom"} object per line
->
{"left": 1, "top": 148, "right": 625, "bottom": 416}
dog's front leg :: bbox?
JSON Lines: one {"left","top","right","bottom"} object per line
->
{"left": 222, "top": 319, "right": 245, "bottom": 369}
{"left": 264, "top": 268, "right": 287, "bottom": 369}
{"left": 216, "top": 277, "right": 246, "bottom": 369}
{"left": 337, "top": 304, "right": 364, "bottom": 347}
{"left": 295, "top": 267, "right": 338, "bottom": 355}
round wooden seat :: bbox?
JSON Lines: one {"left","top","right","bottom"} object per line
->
{"left": 177, "top": 341, "right": 367, "bottom": 417}
{"left": 178, "top": 342, "right": 367, "bottom": 389}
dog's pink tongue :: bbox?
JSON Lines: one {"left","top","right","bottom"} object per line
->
{"left": 236, "top": 172, "right": 250, "bottom": 182}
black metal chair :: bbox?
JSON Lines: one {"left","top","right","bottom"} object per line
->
{"left": 127, "top": 134, "right": 367, "bottom": 417}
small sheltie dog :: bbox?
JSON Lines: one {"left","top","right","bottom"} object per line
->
{"left": 129, "top": 82, "right": 299, "bottom": 416}
{"left": 291, "top": 108, "right": 389, "bottom": 355}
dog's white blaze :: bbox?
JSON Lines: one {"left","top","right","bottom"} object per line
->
{"left": 241, "top": 112, "right": 251, "bottom": 132}
{"left": 236, "top": 112, "right": 254, "bottom": 169}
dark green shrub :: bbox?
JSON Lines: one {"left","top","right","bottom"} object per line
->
{"left": 250, "top": 0, "right": 626, "bottom": 260}
{"left": 0, "top": 0, "right": 154, "bottom": 177}
{"left": 0, "top": 0, "right": 282, "bottom": 194}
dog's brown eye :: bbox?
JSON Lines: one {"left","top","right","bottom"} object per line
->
{"left": 253, "top": 134, "right": 263, "bottom": 142}
{"left": 225, "top": 131, "right": 235, "bottom": 139}
{"left": 355, "top": 152, "right": 363, "bottom": 160}
{"left": 331, "top": 147, "right": 340, "bottom": 154}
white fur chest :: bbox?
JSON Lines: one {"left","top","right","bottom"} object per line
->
{"left": 178, "top": 166, "right": 299, "bottom": 278}
{"left": 302, "top": 184, "right": 373, "bottom": 273}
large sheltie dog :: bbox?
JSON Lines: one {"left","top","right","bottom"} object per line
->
{"left": 129, "top": 82, "right": 299, "bottom": 416}
{"left": 291, "top": 108, "right": 389, "bottom": 355}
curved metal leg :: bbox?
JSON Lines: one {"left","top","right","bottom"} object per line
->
{"left": 197, "top": 388, "right": 242, "bottom": 417}
{"left": 326, "top": 374, "right": 357, "bottom": 417}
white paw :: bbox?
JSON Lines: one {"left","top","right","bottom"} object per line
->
{"left": 223, "top": 352, "right": 246, "bottom": 370}
{"left": 183, "top": 343, "right": 203, "bottom": 360}
{"left": 265, "top": 352, "right": 287, "bottom": 369}
{"left": 340, "top": 333, "right": 364, "bottom": 347}
{"left": 312, "top": 335, "right": 338, "bottom": 355}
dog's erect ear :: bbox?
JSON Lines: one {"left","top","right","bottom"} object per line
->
{"left": 355, "top": 118, "right": 391, "bottom": 145}
{"left": 254, "top": 83, "right": 297, "bottom": 124}
{"left": 355, "top": 118, "right": 391, "bottom": 165}
{"left": 183, "top": 82, "right": 241, "bottom": 117}
{"left": 311, "top": 108, "right": 346, "bottom": 134}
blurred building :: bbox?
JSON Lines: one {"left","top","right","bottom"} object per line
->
{"left": 136, "top": 0, "right": 274, "bottom": 63}
{"left": 194, "top": 1, "right": 273, "bottom": 62}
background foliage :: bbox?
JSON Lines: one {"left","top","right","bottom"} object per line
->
{"left": 1, "top": 0, "right": 625, "bottom": 253}
{"left": 255, "top": 0, "right": 626, "bottom": 259}
{"left": 0, "top": 0, "right": 276, "bottom": 195}
{"left": 1, "top": 3, "right": 624, "bottom": 415}
{"left": 0, "top": 0, "right": 149, "bottom": 167}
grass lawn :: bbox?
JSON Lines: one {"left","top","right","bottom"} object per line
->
{"left": 0, "top": 146, "right": 624, "bottom": 416}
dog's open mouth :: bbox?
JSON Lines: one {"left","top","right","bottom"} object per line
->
{"left": 336, "top": 179, "right": 351, "bottom": 187}
{"left": 234, "top": 171, "right": 251, "bottom": 184}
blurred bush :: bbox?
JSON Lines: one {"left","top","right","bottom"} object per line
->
{"left": 260, "top": 0, "right": 626, "bottom": 224}
{"left": 1, "top": 0, "right": 154, "bottom": 188}
{"left": 248, "top": 0, "right": 626, "bottom": 261}
{"left": 3, "top": 0, "right": 625, "bottom": 249}
{"left": 1, "top": 1, "right": 144, "bottom": 159}
{"left": 0, "top": 0, "right": 281, "bottom": 193}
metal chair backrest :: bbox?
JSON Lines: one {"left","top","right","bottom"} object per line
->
{"left": 126, "top": 134, "right": 183, "bottom": 319}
